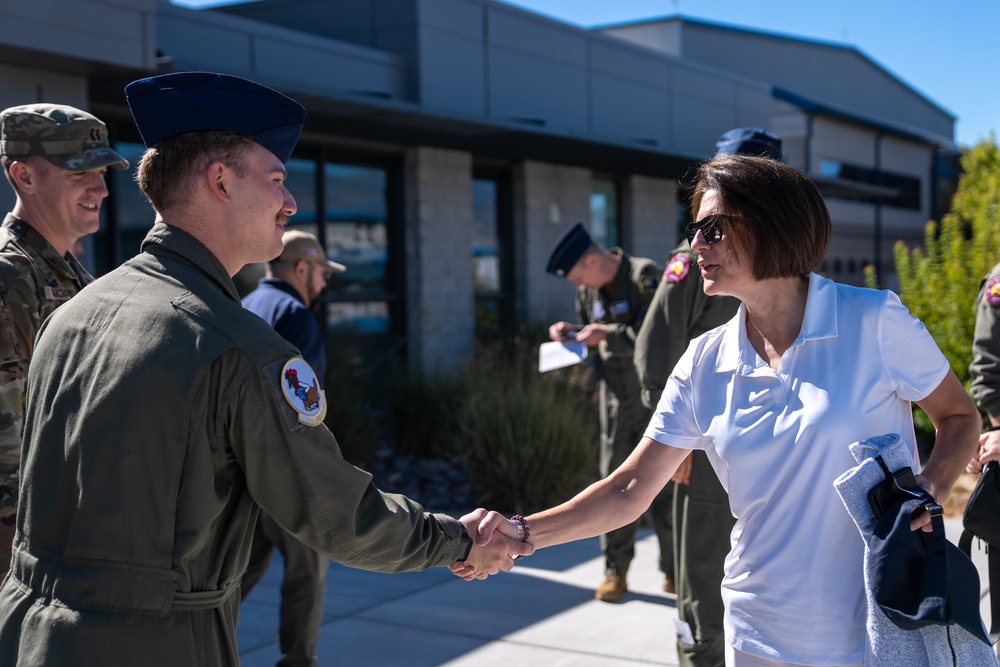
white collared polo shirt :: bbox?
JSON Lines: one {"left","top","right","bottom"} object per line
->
{"left": 645, "top": 272, "right": 950, "bottom": 665}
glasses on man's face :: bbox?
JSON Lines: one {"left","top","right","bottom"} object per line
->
{"left": 685, "top": 214, "right": 726, "bottom": 245}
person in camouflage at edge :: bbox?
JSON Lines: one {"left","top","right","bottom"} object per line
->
{"left": 0, "top": 104, "right": 128, "bottom": 576}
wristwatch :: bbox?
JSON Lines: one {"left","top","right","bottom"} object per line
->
{"left": 457, "top": 526, "right": 474, "bottom": 562}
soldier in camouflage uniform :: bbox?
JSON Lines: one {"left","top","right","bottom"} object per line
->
{"left": 0, "top": 104, "right": 128, "bottom": 577}
{"left": 546, "top": 222, "right": 674, "bottom": 602}
{"left": 0, "top": 72, "right": 529, "bottom": 666}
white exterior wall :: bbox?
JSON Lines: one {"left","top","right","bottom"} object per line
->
{"left": 404, "top": 146, "right": 475, "bottom": 375}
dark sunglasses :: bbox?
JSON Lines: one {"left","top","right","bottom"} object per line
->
{"left": 685, "top": 214, "right": 727, "bottom": 245}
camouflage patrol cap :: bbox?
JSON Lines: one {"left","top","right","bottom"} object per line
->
{"left": 0, "top": 103, "right": 129, "bottom": 172}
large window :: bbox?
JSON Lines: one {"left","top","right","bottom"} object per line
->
{"left": 323, "top": 162, "right": 392, "bottom": 336}
{"left": 472, "top": 169, "right": 512, "bottom": 336}
{"left": 591, "top": 177, "right": 620, "bottom": 248}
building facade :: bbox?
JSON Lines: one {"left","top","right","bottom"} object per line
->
{"left": 0, "top": 0, "right": 958, "bottom": 375}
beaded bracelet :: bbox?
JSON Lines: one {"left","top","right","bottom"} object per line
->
{"left": 511, "top": 514, "right": 530, "bottom": 543}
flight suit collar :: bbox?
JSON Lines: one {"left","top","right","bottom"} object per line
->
{"left": 602, "top": 248, "right": 632, "bottom": 298}
{"left": 140, "top": 222, "right": 240, "bottom": 303}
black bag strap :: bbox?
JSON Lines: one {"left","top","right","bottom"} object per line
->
{"left": 960, "top": 433, "right": 1000, "bottom": 645}
{"left": 958, "top": 529, "right": 1000, "bottom": 644}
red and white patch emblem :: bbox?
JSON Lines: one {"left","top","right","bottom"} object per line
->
{"left": 280, "top": 357, "right": 327, "bottom": 426}
{"left": 664, "top": 254, "right": 691, "bottom": 283}
{"left": 986, "top": 277, "right": 1000, "bottom": 307}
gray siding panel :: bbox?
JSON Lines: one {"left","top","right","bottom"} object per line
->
{"left": 418, "top": 0, "right": 482, "bottom": 38}
{"left": 158, "top": 14, "right": 254, "bottom": 75}
{"left": 0, "top": 0, "right": 154, "bottom": 69}
{"left": 672, "top": 66, "right": 741, "bottom": 107}
{"left": 254, "top": 37, "right": 404, "bottom": 98}
{"left": 589, "top": 39, "right": 671, "bottom": 88}
{"left": 418, "top": 33, "right": 485, "bottom": 114}
{"left": 672, "top": 96, "right": 739, "bottom": 157}
{"left": 488, "top": 47, "right": 588, "bottom": 132}
{"left": 590, "top": 74, "right": 671, "bottom": 148}
{"left": 158, "top": 5, "right": 406, "bottom": 100}
{"left": 487, "top": 8, "right": 587, "bottom": 66}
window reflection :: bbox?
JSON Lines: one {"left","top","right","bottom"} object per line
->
{"left": 285, "top": 158, "right": 317, "bottom": 225}
{"left": 324, "top": 164, "right": 388, "bottom": 296}
{"left": 105, "top": 142, "right": 156, "bottom": 267}
{"left": 472, "top": 179, "right": 500, "bottom": 294}
{"left": 472, "top": 171, "right": 511, "bottom": 336}
{"left": 591, "top": 178, "right": 619, "bottom": 249}
{"left": 326, "top": 301, "right": 390, "bottom": 335}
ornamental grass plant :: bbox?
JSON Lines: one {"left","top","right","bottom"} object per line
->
{"left": 458, "top": 336, "right": 597, "bottom": 515}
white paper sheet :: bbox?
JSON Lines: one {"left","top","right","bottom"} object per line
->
{"left": 673, "top": 618, "right": 695, "bottom": 645}
{"left": 538, "top": 340, "right": 588, "bottom": 372}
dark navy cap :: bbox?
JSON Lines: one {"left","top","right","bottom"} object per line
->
{"left": 870, "top": 496, "right": 989, "bottom": 644}
{"left": 546, "top": 222, "right": 593, "bottom": 277}
{"left": 124, "top": 71, "right": 306, "bottom": 163}
{"left": 715, "top": 127, "right": 783, "bottom": 161}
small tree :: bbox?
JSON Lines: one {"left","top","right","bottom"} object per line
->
{"left": 894, "top": 137, "right": 1000, "bottom": 386}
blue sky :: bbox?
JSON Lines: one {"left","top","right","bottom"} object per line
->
{"left": 173, "top": 0, "right": 1000, "bottom": 148}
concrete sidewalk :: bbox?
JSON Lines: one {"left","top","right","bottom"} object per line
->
{"left": 238, "top": 529, "right": 679, "bottom": 666}
{"left": 237, "top": 519, "right": 995, "bottom": 666}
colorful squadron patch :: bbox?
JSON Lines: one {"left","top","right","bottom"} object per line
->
{"left": 664, "top": 253, "right": 691, "bottom": 283}
{"left": 987, "top": 277, "right": 1000, "bottom": 307}
{"left": 280, "top": 357, "right": 328, "bottom": 426}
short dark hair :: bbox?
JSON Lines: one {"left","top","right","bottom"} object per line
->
{"left": 135, "top": 130, "right": 256, "bottom": 212}
{"left": 691, "top": 155, "right": 831, "bottom": 280}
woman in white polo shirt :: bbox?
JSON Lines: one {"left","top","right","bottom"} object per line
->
{"left": 459, "top": 155, "right": 981, "bottom": 667}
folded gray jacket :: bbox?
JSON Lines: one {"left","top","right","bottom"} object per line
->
{"left": 833, "top": 433, "right": 998, "bottom": 667}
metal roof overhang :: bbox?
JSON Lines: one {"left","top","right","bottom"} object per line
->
{"left": 773, "top": 86, "right": 958, "bottom": 153}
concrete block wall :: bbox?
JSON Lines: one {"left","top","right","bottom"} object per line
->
{"left": 403, "top": 146, "right": 475, "bottom": 376}
{"left": 512, "top": 160, "right": 592, "bottom": 329}
{"left": 621, "top": 174, "right": 678, "bottom": 265}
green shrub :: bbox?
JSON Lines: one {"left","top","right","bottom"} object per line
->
{"left": 323, "top": 334, "right": 379, "bottom": 465}
{"left": 459, "top": 336, "right": 597, "bottom": 514}
{"left": 388, "top": 369, "right": 467, "bottom": 459}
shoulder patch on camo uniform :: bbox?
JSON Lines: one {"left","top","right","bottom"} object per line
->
{"left": 280, "top": 357, "right": 327, "bottom": 426}
{"left": 664, "top": 253, "right": 691, "bottom": 283}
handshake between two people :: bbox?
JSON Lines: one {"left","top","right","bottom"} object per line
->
{"left": 451, "top": 509, "right": 533, "bottom": 581}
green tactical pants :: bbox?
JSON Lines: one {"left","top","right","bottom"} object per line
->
{"left": 674, "top": 451, "right": 733, "bottom": 667}
{"left": 599, "top": 382, "right": 674, "bottom": 578}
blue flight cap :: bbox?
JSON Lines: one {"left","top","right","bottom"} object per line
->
{"left": 715, "top": 127, "right": 783, "bottom": 162}
{"left": 869, "top": 496, "right": 989, "bottom": 644}
{"left": 124, "top": 71, "right": 306, "bottom": 163}
{"left": 546, "top": 222, "right": 593, "bottom": 277}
